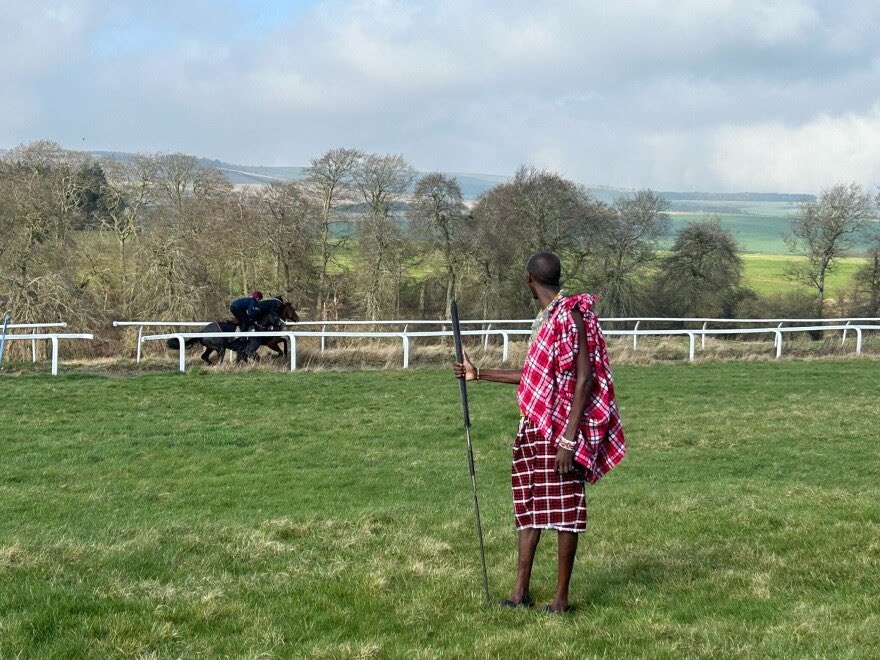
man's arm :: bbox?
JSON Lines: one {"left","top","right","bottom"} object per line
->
{"left": 555, "top": 307, "right": 593, "bottom": 475}
{"left": 453, "top": 351, "right": 521, "bottom": 384}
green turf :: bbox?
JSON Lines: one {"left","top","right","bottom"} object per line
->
{"left": 666, "top": 213, "right": 793, "bottom": 254}
{"left": 742, "top": 254, "right": 866, "bottom": 297}
{"left": 2, "top": 364, "right": 879, "bottom": 656}
{"left": 666, "top": 211, "right": 875, "bottom": 256}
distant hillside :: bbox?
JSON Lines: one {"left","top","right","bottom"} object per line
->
{"left": 658, "top": 191, "right": 813, "bottom": 202}
{"left": 2, "top": 149, "right": 808, "bottom": 203}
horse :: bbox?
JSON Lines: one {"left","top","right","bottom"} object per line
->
{"left": 166, "top": 301, "right": 299, "bottom": 365}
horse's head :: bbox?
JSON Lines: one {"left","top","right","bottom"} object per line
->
{"left": 279, "top": 301, "right": 299, "bottom": 323}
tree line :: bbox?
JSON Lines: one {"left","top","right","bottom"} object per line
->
{"left": 1, "top": 140, "right": 879, "bottom": 350}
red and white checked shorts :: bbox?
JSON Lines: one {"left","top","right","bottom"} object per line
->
{"left": 511, "top": 418, "right": 587, "bottom": 533}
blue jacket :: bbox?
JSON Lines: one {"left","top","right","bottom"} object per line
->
{"left": 230, "top": 297, "right": 258, "bottom": 314}
{"left": 251, "top": 298, "right": 282, "bottom": 322}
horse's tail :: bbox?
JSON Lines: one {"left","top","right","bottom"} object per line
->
{"left": 165, "top": 337, "right": 199, "bottom": 350}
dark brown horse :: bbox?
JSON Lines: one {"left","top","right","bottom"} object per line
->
{"left": 167, "top": 301, "right": 299, "bottom": 364}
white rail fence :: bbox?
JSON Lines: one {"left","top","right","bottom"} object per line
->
{"left": 137, "top": 322, "right": 880, "bottom": 373}
{"left": 0, "top": 332, "right": 94, "bottom": 375}
{"left": 0, "top": 323, "right": 69, "bottom": 362}
{"left": 116, "top": 316, "right": 880, "bottom": 364}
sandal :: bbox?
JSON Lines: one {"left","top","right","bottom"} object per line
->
{"left": 542, "top": 604, "right": 573, "bottom": 614}
{"left": 501, "top": 594, "right": 534, "bottom": 608}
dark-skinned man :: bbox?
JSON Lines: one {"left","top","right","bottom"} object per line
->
{"left": 454, "top": 252, "right": 626, "bottom": 614}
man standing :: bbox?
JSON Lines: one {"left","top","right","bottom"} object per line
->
{"left": 454, "top": 252, "right": 626, "bottom": 613}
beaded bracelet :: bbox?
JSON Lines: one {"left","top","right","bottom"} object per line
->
{"left": 558, "top": 437, "right": 577, "bottom": 451}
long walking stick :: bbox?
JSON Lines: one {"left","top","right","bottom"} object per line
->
{"left": 451, "top": 299, "right": 491, "bottom": 603}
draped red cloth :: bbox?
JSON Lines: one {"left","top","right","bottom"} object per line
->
{"left": 517, "top": 293, "right": 627, "bottom": 484}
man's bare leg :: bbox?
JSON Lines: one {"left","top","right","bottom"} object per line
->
{"left": 548, "top": 531, "right": 579, "bottom": 611}
{"left": 509, "top": 528, "right": 542, "bottom": 603}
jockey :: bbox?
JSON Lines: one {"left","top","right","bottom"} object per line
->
{"left": 229, "top": 290, "right": 263, "bottom": 332}
{"left": 250, "top": 295, "right": 285, "bottom": 329}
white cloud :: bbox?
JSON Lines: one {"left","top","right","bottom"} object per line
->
{"left": 2, "top": 0, "right": 880, "bottom": 192}
{"left": 711, "top": 108, "right": 880, "bottom": 192}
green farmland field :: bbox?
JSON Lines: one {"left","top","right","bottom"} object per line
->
{"left": 741, "top": 254, "right": 866, "bottom": 297}
{"left": 2, "top": 363, "right": 879, "bottom": 656}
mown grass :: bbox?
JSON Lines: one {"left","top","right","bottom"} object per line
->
{"left": 1, "top": 362, "right": 879, "bottom": 657}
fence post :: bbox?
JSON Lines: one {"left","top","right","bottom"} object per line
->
{"left": 855, "top": 327, "right": 863, "bottom": 355}
{"left": 136, "top": 325, "right": 144, "bottom": 363}
{"left": 0, "top": 314, "right": 9, "bottom": 367}
{"left": 841, "top": 321, "right": 851, "bottom": 346}
{"left": 320, "top": 325, "right": 327, "bottom": 353}
{"left": 402, "top": 334, "right": 410, "bottom": 369}
{"left": 502, "top": 331, "right": 510, "bottom": 362}
{"left": 774, "top": 330, "right": 783, "bottom": 358}
{"left": 288, "top": 333, "right": 297, "bottom": 371}
{"left": 701, "top": 321, "right": 708, "bottom": 350}
{"left": 50, "top": 336, "right": 60, "bottom": 376}
{"left": 633, "top": 321, "right": 640, "bottom": 350}
{"left": 31, "top": 337, "right": 37, "bottom": 362}
{"left": 483, "top": 324, "right": 492, "bottom": 350}
{"left": 176, "top": 335, "right": 186, "bottom": 373}
{"left": 775, "top": 322, "right": 784, "bottom": 350}
{"left": 687, "top": 332, "right": 695, "bottom": 362}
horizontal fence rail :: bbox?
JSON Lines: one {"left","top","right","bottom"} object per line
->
{"left": 0, "top": 323, "right": 69, "bottom": 363}
{"left": 0, "top": 333, "right": 94, "bottom": 375}
{"left": 119, "top": 316, "right": 880, "bottom": 364}
{"left": 138, "top": 324, "right": 880, "bottom": 373}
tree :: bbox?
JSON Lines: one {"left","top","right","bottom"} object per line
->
{"left": 654, "top": 218, "right": 745, "bottom": 317}
{"left": 408, "top": 172, "right": 468, "bottom": 318}
{"left": 582, "top": 190, "right": 669, "bottom": 316}
{"left": 467, "top": 166, "right": 605, "bottom": 317}
{"left": 784, "top": 183, "right": 875, "bottom": 314}
{"left": 99, "top": 155, "right": 156, "bottom": 313}
{"left": 303, "top": 148, "right": 362, "bottom": 317}
{"left": 851, "top": 246, "right": 880, "bottom": 316}
{"left": 352, "top": 153, "right": 416, "bottom": 319}
{"left": 257, "top": 181, "right": 321, "bottom": 296}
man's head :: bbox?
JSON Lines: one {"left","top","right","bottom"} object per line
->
{"left": 525, "top": 252, "right": 562, "bottom": 298}
{"left": 251, "top": 290, "right": 264, "bottom": 301}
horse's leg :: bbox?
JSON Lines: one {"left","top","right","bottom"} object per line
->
{"left": 200, "top": 342, "right": 213, "bottom": 364}
{"left": 265, "top": 338, "right": 284, "bottom": 358}
{"left": 217, "top": 347, "right": 226, "bottom": 364}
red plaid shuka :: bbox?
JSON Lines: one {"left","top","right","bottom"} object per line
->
{"left": 512, "top": 419, "right": 587, "bottom": 532}
{"left": 517, "top": 293, "right": 627, "bottom": 484}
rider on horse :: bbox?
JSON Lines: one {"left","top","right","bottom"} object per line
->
{"left": 250, "top": 295, "right": 286, "bottom": 331}
{"left": 230, "top": 290, "right": 263, "bottom": 332}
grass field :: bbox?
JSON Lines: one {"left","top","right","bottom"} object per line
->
{"left": 666, "top": 210, "right": 875, "bottom": 256}
{"left": 741, "top": 254, "right": 866, "bottom": 297}
{"left": 2, "top": 363, "right": 879, "bottom": 657}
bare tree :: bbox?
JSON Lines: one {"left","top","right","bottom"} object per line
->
{"left": 654, "top": 217, "right": 744, "bottom": 317}
{"left": 99, "top": 156, "right": 156, "bottom": 313}
{"left": 303, "top": 148, "right": 362, "bottom": 317}
{"left": 408, "top": 172, "right": 468, "bottom": 318}
{"left": 784, "top": 183, "right": 875, "bottom": 314}
{"left": 583, "top": 190, "right": 669, "bottom": 316}
{"left": 352, "top": 153, "right": 416, "bottom": 319}
{"left": 851, "top": 246, "right": 880, "bottom": 316}
{"left": 257, "top": 181, "right": 321, "bottom": 298}
{"left": 467, "top": 166, "right": 605, "bottom": 317}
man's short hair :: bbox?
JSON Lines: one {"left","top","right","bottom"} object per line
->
{"left": 526, "top": 252, "right": 561, "bottom": 287}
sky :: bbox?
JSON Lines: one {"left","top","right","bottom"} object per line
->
{"left": 2, "top": 0, "right": 879, "bottom": 193}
